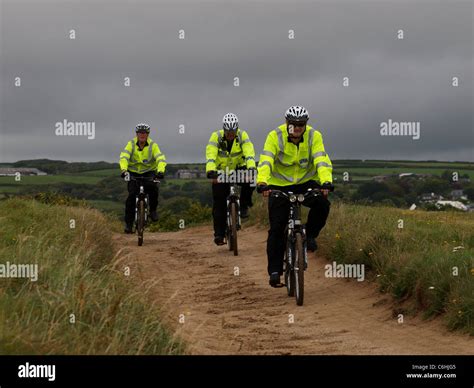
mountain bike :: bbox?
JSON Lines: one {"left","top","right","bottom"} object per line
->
{"left": 129, "top": 175, "right": 160, "bottom": 246}
{"left": 268, "top": 187, "right": 322, "bottom": 306}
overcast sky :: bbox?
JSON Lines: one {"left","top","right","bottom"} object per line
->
{"left": 1, "top": 0, "right": 473, "bottom": 163}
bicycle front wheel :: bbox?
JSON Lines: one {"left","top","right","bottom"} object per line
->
{"left": 294, "top": 232, "right": 304, "bottom": 306}
{"left": 137, "top": 200, "right": 145, "bottom": 246}
{"left": 231, "top": 202, "right": 238, "bottom": 256}
{"left": 285, "top": 236, "right": 295, "bottom": 297}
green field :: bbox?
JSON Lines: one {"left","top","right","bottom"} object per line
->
{"left": 0, "top": 175, "right": 104, "bottom": 185}
{"left": 332, "top": 167, "right": 474, "bottom": 180}
{"left": 87, "top": 199, "right": 123, "bottom": 214}
{"left": 0, "top": 186, "right": 20, "bottom": 193}
{"left": 165, "top": 178, "right": 207, "bottom": 186}
{"left": 334, "top": 160, "right": 474, "bottom": 169}
{"left": 78, "top": 169, "right": 118, "bottom": 177}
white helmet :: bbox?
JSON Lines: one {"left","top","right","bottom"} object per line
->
{"left": 135, "top": 123, "right": 150, "bottom": 133}
{"left": 285, "top": 106, "right": 309, "bottom": 122}
{"left": 222, "top": 113, "right": 239, "bottom": 132}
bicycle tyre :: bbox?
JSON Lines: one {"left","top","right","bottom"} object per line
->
{"left": 295, "top": 232, "right": 304, "bottom": 306}
{"left": 231, "top": 202, "right": 238, "bottom": 256}
{"left": 137, "top": 200, "right": 145, "bottom": 246}
{"left": 285, "top": 236, "right": 295, "bottom": 297}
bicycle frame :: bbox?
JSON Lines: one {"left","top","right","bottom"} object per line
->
{"left": 130, "top": 176, "right": 158, "bottom": 224}
{"left": 285, "top": 195, "right": 308, "bottom": 271}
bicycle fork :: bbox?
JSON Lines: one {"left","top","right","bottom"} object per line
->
{"left": 226, "top": 197, "right": 241, "bottom": 230}
{"left": 135, "top": 185, "right": 149, "bottom": 224}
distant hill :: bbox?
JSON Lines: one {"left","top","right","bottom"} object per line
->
{"left": 0, "top": 159, "right": 119, "bottom": 175}
{"left": 0, "top": 158, "right": 472, "bottom": 176}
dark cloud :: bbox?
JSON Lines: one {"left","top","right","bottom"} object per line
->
{"left": 1, "top": 1, "right": 472, "bottom": 163}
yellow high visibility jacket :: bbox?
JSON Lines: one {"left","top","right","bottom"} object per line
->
{"left": 257, "top": 124, "right": 333, "bottom": 186}
{"left": 206, "top": 129, "right": 256, "bottom": 172}
{"left": 119, "top": 137, "right": 167, "bottom": 174}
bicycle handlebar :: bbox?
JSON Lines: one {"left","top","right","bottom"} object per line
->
{"left": 128, "top": 175, "right": 160, "bottom": 183}
{"left": 269, "top": 187, "right": 322, "bottom": 200}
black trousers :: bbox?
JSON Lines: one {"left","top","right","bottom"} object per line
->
{"left": 212, "top": 182, "right": 255, "bottom": 237}
{"left": 267, "top": 180, "right": 330, "bottom": 276}
{"left": 124, "top": 171, "right": 159, "bottom": 224}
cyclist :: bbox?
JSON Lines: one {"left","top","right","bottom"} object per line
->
{"left": 206, "top": 113, "right": 257, "bottom": 246}
{"left": 256, "top": 106, "right": 334, "bottom": 287}
{"left": 119, "top": 123, "right": 167, "bottom": 234}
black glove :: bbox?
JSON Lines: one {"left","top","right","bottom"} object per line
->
{"left": 156, "top": 172, "right": 165, "bottom": 180}
{"left": 207, "top": 171, "right": 218, "bottom": 179}
{"left": 121, "top": 171, "right": 128, "bottom": 179}
{"left": 257, "top": 184, "right": 269, "bottom": 194}
{"left": 321, "top": 182, "right": 335, "bottom": 192}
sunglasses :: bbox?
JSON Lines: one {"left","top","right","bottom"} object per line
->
{"left": 288, "top": 122, "right": 306, "bottom": 128}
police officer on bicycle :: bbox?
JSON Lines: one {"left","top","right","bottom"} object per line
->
{"left": 120, "top": 123, "right": 167, "bottom": 234}
{"left": 206, "top": 113, "right": 257, "bottom": 245}
{"left": 257, "top": 106, "right": 334, "bottom": 287}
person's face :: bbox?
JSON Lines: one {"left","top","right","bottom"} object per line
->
{"left": 224, "top": 130, "right": 236, "bottom": 141}
{"left": 287, "top": 120, "right": 306, "bottom": 138}
{"left": 136, "top": 131, "right": 148, "bottom": 142}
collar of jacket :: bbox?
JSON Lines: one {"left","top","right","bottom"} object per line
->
{"left": 286, "top": 130, "right": 306, "bottom": 144}
{"left": 135, "top": 137, "right": 150, "bottom": 148}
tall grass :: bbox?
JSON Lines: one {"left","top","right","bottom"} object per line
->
{"left": 0, "top": 198, "right": 184, "bottom": 354}
{"left": 249, "top": 196, "right": 474, "bottom": 334}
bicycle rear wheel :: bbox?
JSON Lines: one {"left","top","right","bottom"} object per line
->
{"left": 295, "top": 232, "right": 304, "bottom": 306}
{"left": 137, "top": 200, "right": 145, "bottom": 246}
{"left": 231, "top": 202, "right": 238, "bottom": 256}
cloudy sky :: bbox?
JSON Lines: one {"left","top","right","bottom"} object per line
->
{"left": 1, "top": 0, "right": 472, "bottom": 163}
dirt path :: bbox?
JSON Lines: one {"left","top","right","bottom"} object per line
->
{"left": 112, "top": 225, "right": 473, "bottom": 355}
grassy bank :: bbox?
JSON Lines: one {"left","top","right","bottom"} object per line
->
{"left": 249, "top": 196, "right": 474, "bottom": 335}
{"left": 0, "top": 198, "right": 183, "bottom": 354}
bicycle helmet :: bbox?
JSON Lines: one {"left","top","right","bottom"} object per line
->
{"left": 285, "top": 106, "right": 309, "bottom": 122}
{"left": 135, "top": 123, "right": 150, "bottom": 133}
{"left": 222, "top": 113, "right": 239, "bottom": 132}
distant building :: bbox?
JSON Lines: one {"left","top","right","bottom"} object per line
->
{"left": 450, "top": 189, "right": 465, "bottom": 200}
{"left": 372, "top": 175, "right": 391, "bottom": 182}
{"left": 420, "top": 192, "right": 444, "bottom": 202}
{"left": 435, "top": 200, "right": 468, "bottom": 212}
{"left": 0, "top": 168, "right": 47, "bottom": 176}
{"left": 372, "top": 173, "right": 433, "bottom": 182}
{"left": 399, "top": 173, "right": 434, "bottom": 179}
{"left": 175, "top": 169, "right": 206, "bottom": 179}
